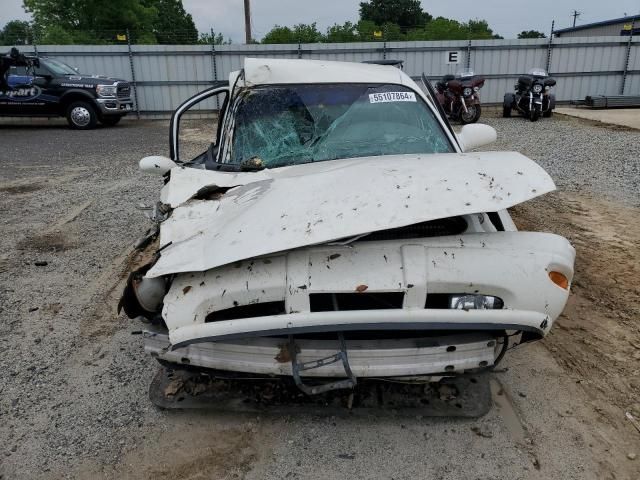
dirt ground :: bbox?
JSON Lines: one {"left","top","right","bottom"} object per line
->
{"left": 0, "top": 114, "right": 639, "bottom": 480}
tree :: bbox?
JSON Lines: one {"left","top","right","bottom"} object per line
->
{"left": 0, "top": 20, "right": 34, "bottom": 45}
{"left": 466, "top": 19, "right": 502, "bottom": 39}
{"left": 143, "top": 0, "right": 198, "bottom": 44}
{"left": 197, "top": 31, "right": 231, "bottom": 45}
{"left": 326, "top": 22, "right": 359, "bottom": 43}
{"left": 262, "top": 23, "right": 324, "bottom": 44}
{"left": 359, "top": 0, "right": 432, "bottom": 29}
{"left": 24, "top": 0, "right": 158, "bottom": 43}
{"left": 518, "top": 30, "right": 546, "bottom": 39}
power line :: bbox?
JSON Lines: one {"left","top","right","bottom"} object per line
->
{"left": 571, "top": 10, "right": 581, "bottom": 28}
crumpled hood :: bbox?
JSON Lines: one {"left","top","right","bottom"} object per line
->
{"left": 146, "top": 151, "right": 555, "bottom": 278}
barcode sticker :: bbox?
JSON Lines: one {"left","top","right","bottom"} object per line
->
{"left": 369, "top": 91, "right": 416, "bottom": 103}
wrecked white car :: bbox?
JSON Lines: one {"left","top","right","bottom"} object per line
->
{"left": 120, "top": 58, "right": 575, "bottom": 395}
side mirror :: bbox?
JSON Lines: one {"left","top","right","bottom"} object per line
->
{"left": 457, "top": 124, "right": 497, "bottom": 152}
{"left": 139, "top": 155, "right": 177, "bottom": 175}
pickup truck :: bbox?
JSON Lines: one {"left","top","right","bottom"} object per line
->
{"left": 0, "top": 49, "right": 133, "bottom": 129}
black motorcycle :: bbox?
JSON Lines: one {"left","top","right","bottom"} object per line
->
{"left": 503, "top": 68, "right": 556, "bottom": 122}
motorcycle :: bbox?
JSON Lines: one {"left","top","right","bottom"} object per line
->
{"left": 503, "top": 68, "right": 556, "bottom": 122}
{"left": 435, "top": 69, "right": 485, "bottom": 124}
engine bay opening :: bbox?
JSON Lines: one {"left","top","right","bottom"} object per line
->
{"left": 358, "top": 216, "right": 467, "bottom": 241}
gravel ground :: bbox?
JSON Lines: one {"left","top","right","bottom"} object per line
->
{"left": 0, "top": 114, "right": 638, "bottom": 480}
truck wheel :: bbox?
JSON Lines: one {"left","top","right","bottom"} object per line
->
{"left": 502, "top": 106, "right": 511, "bottom": 118}
{"left": 543, "top": 109, "right": 553, "bottom": 118}
{"left": 100, "top": 116, "right": 122, "bottom": 126}
{"left": 66, "top": 101, "right": 97, "bottom": 130}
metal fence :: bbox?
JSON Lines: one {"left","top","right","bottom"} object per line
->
{"left": 2, "top": 36, "right": 638, "bottom": 115}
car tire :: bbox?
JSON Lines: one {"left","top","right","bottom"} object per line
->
{"left": 543, "top": 109, "right": 553, "bottom": 118}
{"left": 502, "top": 105, "right": 511, "bottom": 118}
{"left": 66, "top": 101, "right": 98, "bottom": 130}
{"left": 100, "top": 115, "right": 122, "bottom": 126}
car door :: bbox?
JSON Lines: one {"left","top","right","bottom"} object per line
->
{"left": 2, "top": 64, "right": 54, "bottom": 116}
{"left": 170, "top": 84, "right": 230, "bottom": 166}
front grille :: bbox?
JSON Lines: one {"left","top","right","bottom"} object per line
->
{"left": 205, "top": 301, "right": 285, "bottom": 322}
{"left": 360, "top": 216, "right": 467, "bottom": 242}
{"left": 309, "top": 292, "right": 405, "bottom": 312}
{"left": 117, "top": 83, "right": 131, "bottom": 99}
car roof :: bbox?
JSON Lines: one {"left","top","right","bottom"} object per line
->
{"left": 240, "top": 57, "right": 413, "bottom": 88}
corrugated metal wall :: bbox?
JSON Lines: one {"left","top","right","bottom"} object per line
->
{"left": 3, "top": 36, "right": 638, "bottom": 113}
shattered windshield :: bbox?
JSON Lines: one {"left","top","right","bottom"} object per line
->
{"left": 229, "top": 83, "right": 453, "bottom": 168}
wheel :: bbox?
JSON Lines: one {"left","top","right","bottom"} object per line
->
{"left": 502, "top": 105, "right": 511, "bottom": 117}
{"left": 66, "top": 101, "right": 97, "bottom": 130}
{"left": 100, "top": 115, "right": 122, "bottom": 126}
{"left": 460, "top": 104, "right": 481, "bottom": 124}
{"left": 529, "top": 109, "right": 540, "bottom": 122}
{"left": 543, "top": 109, "right": 553, "bottom": 118}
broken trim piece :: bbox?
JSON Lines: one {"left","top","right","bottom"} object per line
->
{"left": 169, "top": 308, "right": 548, "bottom": 349}
{"left": 145, "top": 330, "right": 497, "bottom": 377}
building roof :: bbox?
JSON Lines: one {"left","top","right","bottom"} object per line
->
{"left": 554, "top": 14, "right": 640, "bottom": 34}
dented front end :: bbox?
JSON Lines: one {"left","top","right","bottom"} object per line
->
{"left": 121, "top": 151, "right": 575, "bottom": 387}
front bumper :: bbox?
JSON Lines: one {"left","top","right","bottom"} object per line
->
{"left": 96, "top": 97, "right": 133, "bottom": 115}
{"left": 145, "top": 329, "right": 498, "bottom": 377}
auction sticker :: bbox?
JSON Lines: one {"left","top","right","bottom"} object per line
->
{"left": 369, "top": 91, "right": 416, "bottom": 103}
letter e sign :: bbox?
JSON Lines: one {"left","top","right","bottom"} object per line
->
{"left": 445, "top": 51, "right": 461, "bottom": 64}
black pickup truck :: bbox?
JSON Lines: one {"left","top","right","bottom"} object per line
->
{"left": 0, "top": 49, "right": 133, "bottom": 129}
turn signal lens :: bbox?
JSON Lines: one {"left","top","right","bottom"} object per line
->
{"left": 549, "top": 271, "right": 569, "bottom": 290}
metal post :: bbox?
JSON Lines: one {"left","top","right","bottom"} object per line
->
{"left": 210, "top": 28, "right": 219, "bottom": 110}
{"left": 126, "top": 29, "right": 140, "bottom": 119}
{"left": 243, "top": 0, "right": 252, "bottom": 44}
{"left": 32, "top": 31, "right": 39, "bottom": 56}
{"left": 466, "top": 39, "right": 472, "bottom": 69}
{"left": 621, "top": 20, "right": 635, "bottom": 95}
{"left": 297, "top": 41, "right": 302, "bottom": 59}
{"left": 545, "top": 20, "right": 554, "bottom": 74}
{"left": 382, "top": 41, "right": 387, "bottom": 60}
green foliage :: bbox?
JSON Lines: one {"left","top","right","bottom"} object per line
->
{"left": 198, "top": 31, "right": 231, "bottom": 45}
{"left": 518, "top": 30, "right": 546, "bottom": 39}
{"left": 359, "top": 0, "right": 431, "bottom": 29}
{"left": 262, "top": 23, "right": 324, "bottom": 44}
{"left": 0, "top": 20, "right": 34, "bottom": 45}
{"left": 326, "top": 22, "right": 359, "bottom": 43}
{"left": 401, "top": 17, "right": 502, "bottom": 41}
{"left": 260, "top": 0, "right": 501, "bottom": 44}
{"left": 145, "top": 0, "right": 198, "bottom": 44}
{"left": 22, "top": 0, "right": 200, "bottom": 44}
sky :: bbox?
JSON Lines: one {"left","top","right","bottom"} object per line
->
{"left": 2, "top": 0, "right": 639, "bottom": 42}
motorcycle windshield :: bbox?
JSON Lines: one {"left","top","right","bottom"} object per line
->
{"left": 455, "top": 69, "right": 475, "bottom": 79}
{"left": 527, "top": 68, "right": 548, "bottom": 77}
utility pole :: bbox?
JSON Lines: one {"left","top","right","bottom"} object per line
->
{"left": 571, "top": 10, "right": 581, "bottom": 28}
{"left": 243, "top": 0, "right": 252, "bottom": 44}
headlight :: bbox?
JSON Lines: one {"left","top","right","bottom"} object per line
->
{"left": 473, "top": 86, "right": 480, "bottom": 92}
{"left": 532, "top": 83, "right": 543, "bottom": 94}
{"left": 463, "top": 87, "right": 472, "bottom": 97}
{"left": 449, "top": 294, "right": 503, "bottom": 310}
{"left": 96, "top": 84, "right": 117, "bottom": 97}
